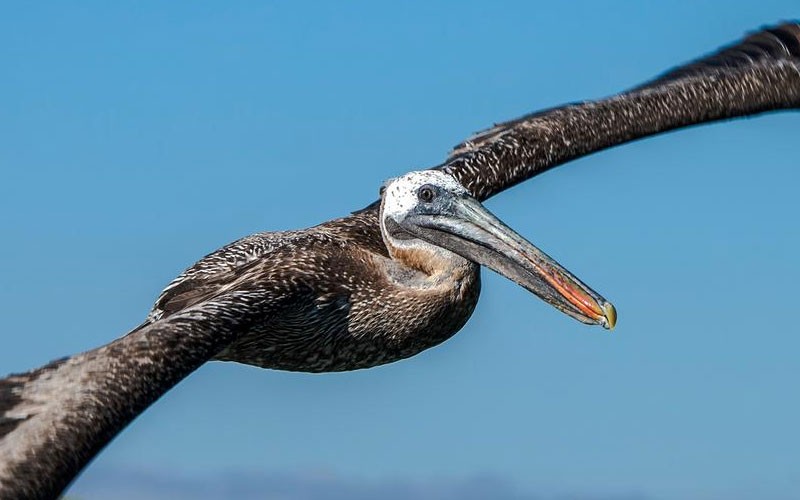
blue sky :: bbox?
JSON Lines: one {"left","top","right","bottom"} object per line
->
{"left": 1, "top": 2, "right": 798, "bottom": 499}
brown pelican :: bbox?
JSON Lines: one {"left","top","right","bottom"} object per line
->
{"left": 1, "top": 22, "right": 799, "bottom": 499}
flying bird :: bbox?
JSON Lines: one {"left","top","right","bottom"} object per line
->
{"left": 1, "top": 22, "right": 799, "bottom": 500}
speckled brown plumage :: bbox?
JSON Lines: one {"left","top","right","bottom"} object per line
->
{"left": 152, "top": 214, "right": 480, "bottom": 373}
{"left": 1, "top": 22, "right": 799, "bottom": 500}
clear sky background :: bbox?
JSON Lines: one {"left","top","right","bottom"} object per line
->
{"left": 2, "top": 2, "right": 798, "bottom": 500}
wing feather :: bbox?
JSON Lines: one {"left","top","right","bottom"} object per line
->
{"left": 440, "top": 22, "right": 800, "bottom": 201}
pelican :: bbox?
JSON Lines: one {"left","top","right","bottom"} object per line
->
{"left": 1, "top": 22, "right": 799, "bottom": 499}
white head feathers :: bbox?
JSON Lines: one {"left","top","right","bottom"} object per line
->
{"left": 380, "top": 170, "right": 467, "bottom": 222}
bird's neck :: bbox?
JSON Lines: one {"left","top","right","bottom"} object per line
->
{"left": 381, "top": 232, "right": 472, "bottom": 284}
{"left": 379, "top": 210, "right": 473, "bottom": 280}
{"left": 389, "top": 244, "right": 456, "bottom": 276}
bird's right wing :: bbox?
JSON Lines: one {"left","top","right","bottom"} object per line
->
{"left": 439, "top": 22, "right": 800, "bottom": 201}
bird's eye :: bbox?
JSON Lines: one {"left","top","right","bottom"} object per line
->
{"left": 417, "top": 185, "right": 436, "bottom": 203}
{"left": 379, "top": 185, "right": 386, "bottom": 197}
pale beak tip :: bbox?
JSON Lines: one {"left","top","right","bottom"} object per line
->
{"left": 600, "top": 301, "right": 617, "bottom": 331}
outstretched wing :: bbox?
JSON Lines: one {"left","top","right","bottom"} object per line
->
{"left": 0, "top": 286, "right": 296, "bottom": 499}
{"left": 440, "top": 22, "right": 800, "bottom": 201}
{"left": 641, "top": 23, "right": 800, "bottom": 87}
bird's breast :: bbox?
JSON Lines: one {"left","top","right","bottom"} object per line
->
{"left": 343, "top": 262, "right": 481, "bottom": 369}
{"left": 215, "top": 250, "right": 481, "bottom": 373}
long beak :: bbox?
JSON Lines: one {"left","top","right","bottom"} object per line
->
{"left": 408, "top": 196, "right": 616, "bottom": 329}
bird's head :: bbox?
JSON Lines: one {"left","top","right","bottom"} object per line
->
{"left": 379, "top": 170, "right": 616, "bottom": 329}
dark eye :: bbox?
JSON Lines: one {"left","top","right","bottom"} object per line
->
{"left": 417, "top": 185, "right": 436, "bottom": 203}
{"left": 379, "top": 185, "right": 386, "bottom": 197}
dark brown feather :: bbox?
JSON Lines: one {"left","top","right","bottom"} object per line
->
{"left": 643, "top": 22, "right": 800, "bottom": 87}
{"left": 442, "top": 22, "right": 800, "bottom": 202}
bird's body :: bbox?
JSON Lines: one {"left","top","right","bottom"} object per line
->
{"left": 1, "top": 22, "right": 799, "bottom": 500}
{"left": 151, "top": 210, "right": 480, "bottom": 373}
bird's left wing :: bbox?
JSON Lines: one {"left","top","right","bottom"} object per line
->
{"left": 439, "top": 22, "right": 800, "bottom": 201}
